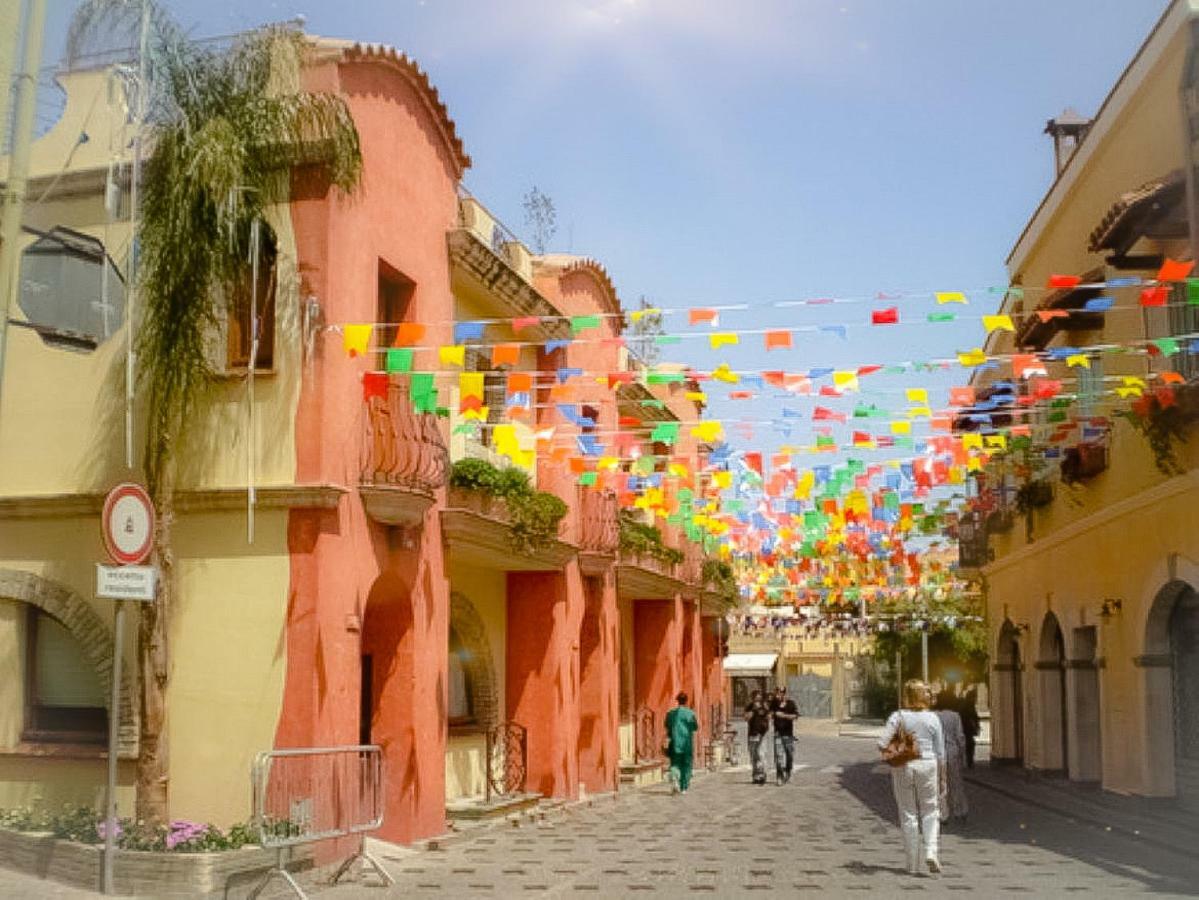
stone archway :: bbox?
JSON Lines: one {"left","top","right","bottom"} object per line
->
{"left": 991, "top": 619, "right": 1024, "bottom": 764}
{"left": 1143, "top": 579, "right": 1199, "bottom": 803}
{"left": 1036, "top": 612, "right": 1068, "bottom": 772}
{"left": 0, "top": 569, "right": 138, "bottom": 756}
{"left": 449, "top": 592, "right": 499, "bottom": 728}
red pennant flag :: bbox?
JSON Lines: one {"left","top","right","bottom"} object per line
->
{"left": 813, "top": 406, "right": 846, "bottom": 423}
{"left": 763, "top": 370, "right": 786, "bottom": 388}
{"left": 607, "top": 371, "right": 635, "bottom": 389}
{"left": 871, "top": 307, "right": 899, "bottom": 325}
{"left": 744, "top": 452, "right": 763, "bottom": 474}
{"left": 1048, "top": 274, "right": 1081, "bottom": 289}
{"left": 1139, "top": 286, "right": 1169, "bottom": 307}
{"left": 363, "top": 372, "right": 389, "bottom": 401}
{"left": 512, "top": 316, "right": 541, "bottom": 331}
{"left": 949, "top": 386, "right": 975, "bottom": 407}
{"left": 857, "top": 365, "right": 883, "bottom": 376}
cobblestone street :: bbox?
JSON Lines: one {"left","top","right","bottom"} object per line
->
{"left": 2, "top": 726, "right": 1197, "bottom": 898}
{"left": 317, "top": 727, "right": 1199, "bottom": 899}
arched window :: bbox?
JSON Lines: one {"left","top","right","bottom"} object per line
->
{"left": 23, "top": 607, "right": 107, "bottom": 744}
{"left": 448, "top": 626, "right": 475, "bottom": 725}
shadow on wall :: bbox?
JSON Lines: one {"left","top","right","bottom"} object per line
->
{"left": 836, "top": 760, "right": 1199, "bottom": 894}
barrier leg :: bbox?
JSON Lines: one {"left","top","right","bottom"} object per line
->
{"left": 330, "top": 839, "right": 395, "bottom": 888}
{"left": 248, "top": 848, "right": 307, "bottom": 900}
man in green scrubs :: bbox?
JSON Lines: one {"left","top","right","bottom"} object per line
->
{"left": 665, "top": 691, "right": 699, "bottom": 794}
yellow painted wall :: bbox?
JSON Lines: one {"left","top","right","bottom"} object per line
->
{"left": 165, "top": 510, "right": 291, "bottom": 826}
{"left": 981, "top": 2, "right": 1199, "bottom": 800}
{"left": 444, "top": 562, "right": 507, "bottom": 801}
{"left": 0, "top": 67, "right": 302, "bottom": 497}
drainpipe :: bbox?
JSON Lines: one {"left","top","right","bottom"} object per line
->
{"left": 0, "top": 0, "right": 47, "bottom": 435}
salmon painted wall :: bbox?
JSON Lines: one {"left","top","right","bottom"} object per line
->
{"left": 281, "top": 49, "right": 460, "bottom": 844}
{"left": 577, "top": 569, "right": 619, "bottom": 794}
{"left": 507, "top": 567, "right": 583, "bottom": 799}
{"left": 701, "top": 616, "right": 724, "bottom": 741}
{"left": 633, "top": 597, "right": 681, "bottom": 738}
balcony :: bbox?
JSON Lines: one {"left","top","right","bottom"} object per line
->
{"left": 577, "top": 490, "right": 618, "bottom": 575}
{"left": 448, "top": 196, "right": 569, "bottom": 341}
{"left": 616, "top": 549, "right": 682, "bottom": 600}
{"left": 359, "top": 375, "right": 449, "bottom": 527}
{"left": 441, "top": 485, "right": 575, "bottom": 572}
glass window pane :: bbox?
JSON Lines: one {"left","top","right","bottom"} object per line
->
{"left": 34, "top": 613, "right": 106, "bottom": 708}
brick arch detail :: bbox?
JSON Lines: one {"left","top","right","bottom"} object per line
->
{"left": 0, "top": 569, "right": 138, "bottom": 757}
{"left": 449, "top": 591, "right": 499, "bottom": 728}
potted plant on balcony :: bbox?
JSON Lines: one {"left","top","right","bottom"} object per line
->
{"left": 1126, "top": 384, "right": 1199, "bottom": 476}
{"left": 448, "top": 458, "right": 567, "bottom": 553}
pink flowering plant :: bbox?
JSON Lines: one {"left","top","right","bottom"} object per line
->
{"left": 0, "top": 803, "right": 267, "bottom": 853}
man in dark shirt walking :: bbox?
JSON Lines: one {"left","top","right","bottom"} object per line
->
{"left": 744, "top": 690, "right": 771, "bottom": 785}
{"left": 769, "top": 686, "right": 800, "bottom": 784}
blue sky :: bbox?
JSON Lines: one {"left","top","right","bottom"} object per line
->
{"left": 34, "top": 0, "right": 1173, "bottom": 461}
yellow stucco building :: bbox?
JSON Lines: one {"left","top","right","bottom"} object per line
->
{"left": 979, "top": 0, "right": 1199, "bottom": 806}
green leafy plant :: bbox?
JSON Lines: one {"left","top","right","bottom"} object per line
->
{"left": 618, "top": 511, "right": 684, "bottom": 565}
{"left": 448, "top": 458, "right": 567, "bottom": 553}
{"left": 67, "top": 1, "right": 363, "bottom": 823}
{"left": 701, "top": 557, "right": 738, "bottom": 607}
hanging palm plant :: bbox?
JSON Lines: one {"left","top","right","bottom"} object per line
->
{"left": 67, "top": 1, "right": 362, "bottom": 822}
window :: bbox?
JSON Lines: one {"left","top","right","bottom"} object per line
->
{"left": 225, "top": 226, "right": 277, "bottom": 370}
{"left": 23, "top": 608, "right": 107, "bottom": 744}
{"left": 1168, "top": 281, "right": 1199, "bottom": 381}
{"left": 376, "top": 259, "right": 415, "bottom": 349}
{"left": 447, "top": 627, "right": 475, "bottom": 725}
{"left": 18, "top": 226, "right": 125, "bottom": 350}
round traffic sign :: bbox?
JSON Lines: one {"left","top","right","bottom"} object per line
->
{"left": 102, "top": 483, "right": 155, "bottom": 566}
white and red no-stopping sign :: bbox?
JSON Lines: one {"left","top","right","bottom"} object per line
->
{"left": 102, "top": 483, "right": 155, "bottom": 566}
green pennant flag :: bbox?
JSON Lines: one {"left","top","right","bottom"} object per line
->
{"left": 409, "top": 373, "right": 436, "bottom": 413}
{"left": 927, "top": 312, "right": 956, "bottom": 323}
{"left": 571, "top": 315, "right": 601, "bottom": 334}
{"left": 1155, "top": 337, "right": 1180, "bottom": 356}
{"left": 1187, "top": 278, "right": 1199, "bottom": 305}
{"left": 634, "top": 455, "right": 656, "bottom": 475}
{"left": 654, "top": 335, "right": 682, "bottom": 346}
{"left": 578, "top": 471, "right": 597, "bottom": 486}
{"left": 651, "top": 421, "right": 680, "bottom": 445}
{"left": 647, "top": 372, "right": 685, "bottom": 384}
{"left": 385, "top": 347, "right": 413, "bottom": 374}
{"left": 641, "top": 399, "right": 667, "bottom": 409}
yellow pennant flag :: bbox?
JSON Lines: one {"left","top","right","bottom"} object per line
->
{"left": 1122, "top": 376, "right": 1146, "bottom": 388}
{"left": 712, "top": 364, "right": 739, "bottom": 384}
{"left": 439, "top": 344, "right": 466, "bottom": 367}
{"left": 1115, "top": 386, "right": 1142, "bottom": 398}
{"left": 712, "top": 470, "right": 732, "bottom": 489}
{"left": 709, "top": 332, "right": 740, "bottom": 350}
{"left": 685, "top": 390, "right": 708, "bottom": 403}
{"left": 966, "top": 457, "right": 983, "bottom": 473}
{"left": 691, "top": 421, "right": 724, "bottom": 442}
{"left": 461, "top": 406, "right": 490, "bottom": 422}
{"left": 832, "top": 370, "right": 859, "bottom": 392}
{"left": 343, "top": 324, "right": 373, "bottom": 357}
{"left": 958, "top": 348, "right": 988, "bottom": 367}
{"left": 630, "top": 307, "right": 661, "bottom": 323}
{"left": 907, "top": 406, "right": 932, "bottom": 419}
{"left": 795, "top": 471, "right": 814, "bottom": 499}
{"left": 982, "top": 315, "right": 1015, "bottom": 333}
{"left": 459, "top": 372, "right": 484, "bottom": 399}
{"left": 906, "top": 388, "right": 928, "bottom": 404}
{"left": 1066, "top": 353, "right": 1090, "bottom": 368}
{"left": 890, "top": 420, "right": 912, "bottom": 435}
{"left": 936, "top": 292, "right": 967, "bottom": 305}
{"left": 985, "top": 434, "right": 1008, "bottom": 450}
{"left": 961, "top": 433, "right": 983, "bottom": 450}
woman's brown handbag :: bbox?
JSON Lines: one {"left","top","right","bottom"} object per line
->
{"left": 881, "top": 718, "right": 920, "bottom": 767}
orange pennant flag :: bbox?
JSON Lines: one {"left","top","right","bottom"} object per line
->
{"left": 395, "top": 322, "right": 426, "bottom": 347}
{"left": 492, "top": 343, "right": 520, "bottom": 366}
{"left": 689, "top": 307, "right": 719, "bottom": 325}
{"left": 764, "top": 330, "right": 792, "bottom": 351}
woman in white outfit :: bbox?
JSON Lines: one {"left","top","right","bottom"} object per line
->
{"left": 878, "top": 680, "right": 946, "bottom": 875}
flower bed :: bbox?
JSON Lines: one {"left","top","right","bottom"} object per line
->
{"left": 0, "top": 806, "right": 317, "bottom": 898}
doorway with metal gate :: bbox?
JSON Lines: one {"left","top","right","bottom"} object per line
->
{"left": 790, "top": 672, "right": 833, "bottom": 718}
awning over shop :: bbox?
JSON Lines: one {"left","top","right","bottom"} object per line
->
{"left": 723, "top": 653, "right": 779, "bottom": 676}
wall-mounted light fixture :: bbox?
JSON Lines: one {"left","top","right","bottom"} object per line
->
{"left": 1100, "top": 598, "right": 1123, "bottom": 620}
{"left": 1013, "top": 622, "right": 1030, "bottom": 635}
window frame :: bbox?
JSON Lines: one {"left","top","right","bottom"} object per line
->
{"left": 224, "top": 228, "right": 278, "bottom": 373}
{"left": 21, "top": 607, "right": 108, "bottom": 746}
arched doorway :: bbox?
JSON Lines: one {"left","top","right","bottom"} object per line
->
{"left": 360, "top": 572, "right": 415, "bottom": 782}
{"left": 993, "top": 620, "right": 1024, "bottom": 764}
{"left": 1169, "top": 588, "right": 1199, "bottom": 806}
{"left": 1037, "top": 613, "right": 1068, "bottom": 773}
{"left": 1069, "top": 626, "right": 1102, "bottom": 782}
{"left": 1142, "top": 580, "right": 1199, "bottom": 802}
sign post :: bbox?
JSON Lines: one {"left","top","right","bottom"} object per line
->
{"left": 98, "top": 483, "right": 155, "bottom": 895}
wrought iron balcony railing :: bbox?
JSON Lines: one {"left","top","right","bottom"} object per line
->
{"left": 578, "top": 489, "right": 619, "bottom": 553}
{"left": 360, "top": 375, "right": 449, "bottom": 495}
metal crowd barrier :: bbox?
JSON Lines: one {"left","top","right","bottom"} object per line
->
{"left": 248, "top": 745, "right": 393, "bottom": 899}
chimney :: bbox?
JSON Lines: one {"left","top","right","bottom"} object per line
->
{"left": 1045, "top": 108, "right": 1092, "bottom": 177}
